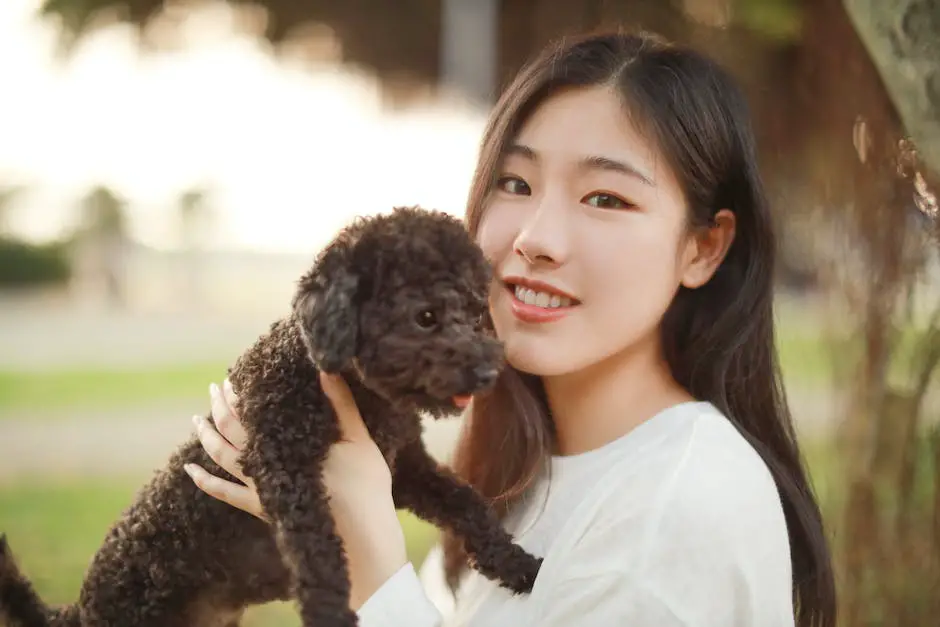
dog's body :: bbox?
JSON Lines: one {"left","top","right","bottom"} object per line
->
{"left": 0, "top": 207, "right": 542, "bottom": 627}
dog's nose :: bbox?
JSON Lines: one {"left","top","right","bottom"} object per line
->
{"left": 473, "top": 365, "right": 499, "bottom": 388}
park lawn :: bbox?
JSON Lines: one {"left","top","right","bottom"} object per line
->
{"left": 0, "top": 361, "right": 230, "bottom": 414}
{"left": 0, "top": 476, "right": 440, "bottom": 627}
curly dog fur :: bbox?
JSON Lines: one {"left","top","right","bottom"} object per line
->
{"left": 0, "top": 206, "right": 542, "bottom": 627}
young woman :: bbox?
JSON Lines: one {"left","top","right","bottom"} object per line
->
{"left": 184, "top": 30, "right": 836, "bottom": 626}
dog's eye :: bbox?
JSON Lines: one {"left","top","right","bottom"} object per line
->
{"left": 415, "top": 309, "right": 438, "bottom": 329}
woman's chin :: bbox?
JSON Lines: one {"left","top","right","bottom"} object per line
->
{"left": 494, "top": 309, "right": 591, "bottom": 377}
{"left": 504, "top": 341, "right": 576, "bottom": 378}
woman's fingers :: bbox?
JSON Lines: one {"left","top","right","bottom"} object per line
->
{"left": 183, "top": 463, "right": 267, "bottom": 521}
{"left": 320, "top": 372, "right": 371, "bottom": 443}
{"left": 192, "top": 414, "right": 249, "bottom": 484}
{"left": 187, "top": 391, "right": 265, "bottom": 522}
{"left": 210, "top": 380, "right": 249, "bottom": 450}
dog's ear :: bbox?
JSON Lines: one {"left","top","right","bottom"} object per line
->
{"left": 293, "top": 243, "right": 360, "bottom": 374}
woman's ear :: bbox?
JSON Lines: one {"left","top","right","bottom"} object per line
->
{"left": 679, "top": 209, "right": 736, "bottom": 289}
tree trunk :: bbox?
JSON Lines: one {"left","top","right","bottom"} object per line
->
{"left": 843, "top": 0, "right": 940, "bottom": 175}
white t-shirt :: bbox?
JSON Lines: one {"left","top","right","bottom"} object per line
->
{"left": 358, "top": 401, "right": 795, "bottom": 626}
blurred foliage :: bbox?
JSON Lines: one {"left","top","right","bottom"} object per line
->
{"left": 34, "top": 0, "right": 939, "bottom": 177}
{"left": 0, "top": 237, "right": 72, "bottom": 288}
{"left": 38, "top": 0, "right": 438, "bottom": 42}
{"left": 733, "top": 0, "right": 803, "bottom": 41}
{"left": 77, "top": 185, "right": 128, "bottom": 240}
{"left": 177, "top": 185, "right": 213, "bottom": 249}
{"left": 178, "top": 187, "right": 207, "bottom": 229}
{"left": 40, "top": 0, "right": 161, "bottom": 41}
{"left": 39, "top": 0, "right": 443, "bottom": 99}
{"left": 0, "top": 183, "right": 72, "bottom": 288}
{"left": 0, "top": 184, "right": 137, "bottom": 290}
{"left": 72, "top": 185, "right": 130, "bottom": 306}
{"left": 0, "top": 185, "right": 25, "bottom": 235}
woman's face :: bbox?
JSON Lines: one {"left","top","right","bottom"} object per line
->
{"left": 478, "top": 85, "right": 716, "bottom": 378}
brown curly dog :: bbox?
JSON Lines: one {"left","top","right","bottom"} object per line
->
{"left": 0, "top": 206, "right": 542, "bottom": 627}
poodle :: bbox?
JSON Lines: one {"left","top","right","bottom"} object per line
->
{"left": 0, "top": 206, "right": 542, "bottom": 627}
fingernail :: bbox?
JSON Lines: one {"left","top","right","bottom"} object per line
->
{"left": 191, "top": 414, "right": 201, "bottom": 428}
{"left": 183, "top": 463, "right": 196, "bottom": 476}
{"left": 223, "top": 378, "right": 234, "bottom": 397}
{"left": 209, "top": 382, "right": 219, "bottom": 399}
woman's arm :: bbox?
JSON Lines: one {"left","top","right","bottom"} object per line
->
{"left": 185, "top": 375, "right": 435, "bottom": 620}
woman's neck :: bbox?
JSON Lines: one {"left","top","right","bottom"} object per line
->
{"left": 542, "top": 334, "right": 692, "bottom": 457}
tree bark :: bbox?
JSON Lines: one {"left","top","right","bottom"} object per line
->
{"left": 843, "top": 0, "right": 940, "bottom": 174}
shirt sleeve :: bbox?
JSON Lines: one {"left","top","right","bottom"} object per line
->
{"left": 417, "top": 543, "right": 458, "bottom": 617}
{"left": 356, "top": 562, "right": 443, "bottom": 627}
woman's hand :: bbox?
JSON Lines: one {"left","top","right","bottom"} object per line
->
{"left": 184, "top": 379, "right": 266, "bottom": 519}
{"left": 184, "top": 373, "right": 409, "bottom": 610}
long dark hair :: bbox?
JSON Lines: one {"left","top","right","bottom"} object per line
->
{"left": 441, "top": 30, "right": 836, "bottom": 627}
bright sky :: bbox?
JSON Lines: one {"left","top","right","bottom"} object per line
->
{"left": 0, "top": 0, "right": 487, "bottom": 253}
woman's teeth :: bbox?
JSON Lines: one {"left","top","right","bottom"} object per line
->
{"left": 513, "top": 285, "right": 572, "bottom": 308}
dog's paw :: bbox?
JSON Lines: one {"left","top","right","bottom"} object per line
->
{"left": 487, "top": 548, "right": 542, "bottom": 595}
{"left": 467, "top": 542, "right": 543, "bottom": 595}
{"left": 507, "top": 554, "right": 543, "bottom": 594}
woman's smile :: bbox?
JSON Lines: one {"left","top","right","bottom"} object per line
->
{"left": 499, "top": 275, "right": 581, "bottom": 324}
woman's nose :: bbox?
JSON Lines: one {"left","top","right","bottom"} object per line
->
{"left": 512, "top": 197, "right": 569, "bottom": 266}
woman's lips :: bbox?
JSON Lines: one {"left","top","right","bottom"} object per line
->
{"left": 506, "top": 283, "right": 578, "bottom": 324}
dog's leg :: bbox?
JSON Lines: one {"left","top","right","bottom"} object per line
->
{"left": 257, "top": 469, "right": 357, "bottom": 627}
{"left": 244, "top": 441, "right": 358, "bottom": 627}
{"left": 391, "top": 439, "right": 542, "bottom": 594}
{"left": 0, "top": 534, "right": 57, "bottom": 627}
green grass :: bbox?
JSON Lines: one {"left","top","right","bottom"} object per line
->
{"left": 0, "top": 361, "right": 230, "bottom": 413}
{"left": 0, "top": 477, "right": 439, "bottom": 627}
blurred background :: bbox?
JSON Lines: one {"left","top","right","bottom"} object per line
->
{"left": 0, "top": 0, "right": 937, "bottom": 624}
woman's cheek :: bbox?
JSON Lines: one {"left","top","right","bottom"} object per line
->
{"left": 476, "top": 201, "right": 527, "bottom": 262}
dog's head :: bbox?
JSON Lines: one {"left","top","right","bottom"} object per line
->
{"left": 293, "top": 206, "right": 503, "bottom": 415}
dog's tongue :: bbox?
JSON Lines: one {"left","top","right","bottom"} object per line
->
{"left": 452, "top": 395, "right": 473, "bottom": 409}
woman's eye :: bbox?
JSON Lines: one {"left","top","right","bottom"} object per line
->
{"left": 496, "top": 176, "right": 531, "bottom": 196}
{"left": 583, "top": 192, "right": 633, "bottom": 210}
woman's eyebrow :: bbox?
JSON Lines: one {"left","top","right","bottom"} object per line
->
{"left": 505, "top": 143, "right": 655, "bottom": 187}
{"left": 504, "top": 143, "right": 538, "bottom": 161}
{"left": 579, "top": 154, "right": 655, "bottom": 187}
